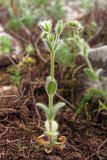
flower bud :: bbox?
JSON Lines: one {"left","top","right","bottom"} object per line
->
{"left": 68, "top": 20, "right": 82, "bottom": 30}
{"left": 47, "top": 33, "right": 55, "bottom": 43}
{"left": 39, "top": 20, "right": 52, "bottom": 32}
{"left": 55, "top": 20, "right": 65, "bottom": 35}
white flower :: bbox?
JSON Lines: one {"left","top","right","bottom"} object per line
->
{"left": 39, "top": 20, "right": 52, "bottom": 32}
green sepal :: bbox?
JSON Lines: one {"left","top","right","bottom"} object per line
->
{"left": 45, "top": 40, "right": 53, "bottom": 51}
{"left": 54, "top": 39, "right": 64, "bottom": 53}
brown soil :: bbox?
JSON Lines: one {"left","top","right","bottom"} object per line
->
{"left": 0, "top": 62, "right": 107, "bottom": 160}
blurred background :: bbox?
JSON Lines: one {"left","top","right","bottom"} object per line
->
{"left": 0, "top": 0, "right": 107, "bottom": 46}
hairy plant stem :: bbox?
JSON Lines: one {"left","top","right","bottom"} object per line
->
{"left": 73, "top": 30, "right": 77, "bottom": 65}
{"left": 49, "top": 95, "right": 53, "bottom": 117}
{"left": 49, "top": 51, "right": 55, "bottom": 110}
{"left": 48, "top": 50, "right": 55, "bottom": 145}
{"left": 51, "top": 51, "right": 55, "bottom": 79}
{"left": 85, "top": 56, "right": 93, "bottom": 71}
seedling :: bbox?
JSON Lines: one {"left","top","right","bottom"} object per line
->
{"left": 76, "top": 37, "right": 107, "bottom": 115}
{"left": 36, "top": 20, "right": 81, "bottom": 152}
{"left": 0, "top": 35, "right": 17, "bottom": 65}
{"left": 25, "top": 44, "right": 34, "bottom": 55}
{"left": 0, "top": 36, "right": 12, "bottom": 54}
{"left": 9, "top": 66, "right": 21, "bottom": 87}
{"left": 36, "top": 20, "right": 65, "bottom": 151}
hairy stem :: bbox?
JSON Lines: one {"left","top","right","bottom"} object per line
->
{"left": 51, "top": 51, "right": 55, "bottom": 79}
{"left": 48, "top": 50, "right": 55, "bottom": 145}
{"left": 85, "top": 56, "right": 93, "bottom": 71}
{"left": 49, "top": 95, "right": 53, "bottom": 116}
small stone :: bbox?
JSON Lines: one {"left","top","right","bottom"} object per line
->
{"left": 0, "top": 85, "right": 19, "bottom": 105}
{"left": 89, "top": 45, "right": 107, "bottom": 70}
{"left": 0, "top": 85, "right": 18, "bottom": 95}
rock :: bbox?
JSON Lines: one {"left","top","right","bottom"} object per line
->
{"left": 0, "top": 85, "right": 19, "bottom": 97}
{"left": 96, "top": 0, "right": 107, "bottom": 11}
{"left": 0, "top": 85, "right": 19, "bottom": 105}
{"left": 89, "top": 45, "right": 107, "bottom": 69}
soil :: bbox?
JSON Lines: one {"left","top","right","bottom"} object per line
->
{"left": 0, "top": 4, "right": 107, "bottom": 160}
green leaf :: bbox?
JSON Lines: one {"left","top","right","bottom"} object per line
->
{"left": 21, "top": 16, "right": 34, "bottom": 27}
{"left": 96, "top": 69, "right": 103, "bottom": 78}
{"left": 35, "top": 0, "right": 47, "bottom": 5}
{"left": 77, "top": 38, "right": 89, "bottom": 57}
{"left": 26, "top": 44, "right": 34, "bottom": 54}
{"left": 55, "top": 43, "right": 74, "bottom": 66}
{"left": 84, "top": 68, "right": 97, "bottom": 81}
{"left": 76, "top": 92, "right": 91, "bottom": 115}
{"left": 36, "top": 103, "right": 49, "bottom": 116}
{"left": 6, "top": 19, "right": 21, "bottom": 31}
{"left": 54, "top": 39, "right": 64, "bottom": 52}
{"left": 88, "top": 88, "right": 107, "bottom": 98}
{"left": 36, "top": 103, "right": 53, "bottom": 120}
{"left": 10, "top": 66, "right": 21, "bottom": 87}
{"left": 46, "top": 77, "right": 57, "bottom": 95}
{"left": 53, "top": 102, "right": 65, "bottom": 117}
{"left": 99, "top": 101, "right": 107, "bottom": 111}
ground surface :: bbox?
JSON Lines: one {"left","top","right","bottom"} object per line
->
{"left": 0, "top": 2, "right": 107, "bottom": 160}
